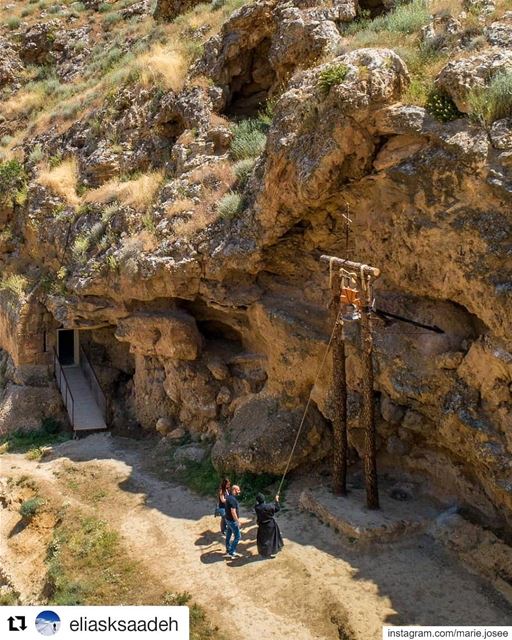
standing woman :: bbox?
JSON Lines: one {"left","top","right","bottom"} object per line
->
{"left": 217, "top": 478, "right": 231, "bottom": 536}
{"left": 254, "top": 493, "right": 284, "bottom": 558}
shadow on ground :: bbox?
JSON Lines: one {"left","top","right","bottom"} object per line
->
{"left": 37, "top": 433, "right": 512, "bottom": 628}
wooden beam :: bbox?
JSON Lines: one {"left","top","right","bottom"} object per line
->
{"left": 320, "top": 255, "right": 381, "bottom": 279}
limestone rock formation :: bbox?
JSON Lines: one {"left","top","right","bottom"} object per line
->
{"left": 211, "top": 395, "right": 330, "bottom": 474}
{"left": 436, "top": 49, "right": 512, "bottom": 112}
{"left": 154, "top": 0, "right": 203, "bottom": 21}
{"left": 1, "top": 0, "right": 512, "bottom": 535}
{"left": 0, "top": 37, "right": 22, "bottom": 88}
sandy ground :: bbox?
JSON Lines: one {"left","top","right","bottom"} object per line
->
{"left": 1, "top": 434, "right": 511, "bottom": 640}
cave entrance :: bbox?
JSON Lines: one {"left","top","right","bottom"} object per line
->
{"left": 358, "top": 0, "right": 388, "bottom": 17}
{"left": 197, "top": 320, "right": 243, "bottom": 345}
{"left": 224, "top": 38, "right": 275, "bottom": 117}
{"left": 57, "top": 329, "right": 78, "bottom": 366}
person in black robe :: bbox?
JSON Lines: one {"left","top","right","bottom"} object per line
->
{"left": 254, "top": 492, "right": 284, "bottom": 558}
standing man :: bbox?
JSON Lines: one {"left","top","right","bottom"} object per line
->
{"left": 224, "top": 484, "right": 242, "bottom": 559}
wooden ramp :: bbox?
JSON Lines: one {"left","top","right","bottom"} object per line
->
{"left": 62, "top": 365, "right": 107, "bottom": 431}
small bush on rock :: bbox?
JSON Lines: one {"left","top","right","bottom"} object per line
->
{"left": 0, "top": 160, "right": 27, "bottom": 203}
{"left": 318, "top": 64, "right": 350, "bottom": 94}
{"left": 230, "top": 119, "right": 267, "bottom": 160}
{"left": 234, "top": 158, "right": 255, "bottom": 191}
{"left": 6, "top": 16, "right": 20, "bottom": 30}
{"left": 0, "top": 274, "right": 29, "bottom": 298}
{"left": 426, "top": 90, "right": 461, "bottom": 122}
{"left": 217, "top": 191, "right": 243, "bottom": 219}
{"left": 468, "top": 72, "right": 512, "bottom": 126}
{"left": 20, "top": 497, "right": 45, "bottom": 519}
{"left": 370, "top": 0, "right": 430, "bottom": 34}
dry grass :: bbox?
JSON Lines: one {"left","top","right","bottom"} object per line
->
{"left": 0, "top": 0, "right": 249, "bottom": 161}
{"left": 136, "top": 46, "right": 188, "bottom": 91}
{"left": 164, "top": 198, "right": 196, "bottom": 219}
{"left": 2, "top": 88, "right": 47, "bottom": 120}
{"left": 430, "top": 0, "right": 464, "bottom": 14}
{"left": 85, "top": 171, "right": 164, "bottom": 210}
{"left": 173, "top": 209, "right": 213, "bottom": 239}
{"left": 120, "top": 230, "right": 159, "bottom": 253}
{"left": 188, "top": 160, "right": 236, "bottom": 187}
{"left": 37, "top": 158, "right": 80, "bottom": 206}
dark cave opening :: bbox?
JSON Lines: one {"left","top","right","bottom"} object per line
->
{"left": 224, "top": 38, "right": 276, "bottom": 117}
{"left": 197, "top": 319, "right": 243, "bottom": 345}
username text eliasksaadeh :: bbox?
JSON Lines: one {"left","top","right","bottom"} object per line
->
{"left": 69, "top": 617, "right": 179, "bottom": 633}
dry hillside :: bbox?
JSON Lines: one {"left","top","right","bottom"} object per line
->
{"left": 1, "top": 0, "right": 512, "bottom": 561}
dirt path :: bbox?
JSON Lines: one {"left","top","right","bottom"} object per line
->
{"left": 1, "top": 434, "right": 511, "bottom": 639}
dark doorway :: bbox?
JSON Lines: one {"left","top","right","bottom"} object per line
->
{"left": 58, "top": 330, "right": 75, "bottom": 366}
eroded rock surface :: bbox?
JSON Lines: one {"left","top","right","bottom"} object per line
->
{"left": 0, "top": 0, "right": 511, "bottom": 535}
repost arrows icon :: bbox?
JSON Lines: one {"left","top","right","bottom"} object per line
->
{"left": 7, "top": 616, "right": 26, "bottom": 631}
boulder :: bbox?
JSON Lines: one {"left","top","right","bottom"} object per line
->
{"left": 0, "top": 37, "right": 22, "bottom": 88}
{"left": 0, "top": 384, "right": 67, "bottom": 435}
{"left": 167, "top": 427, "right": 186, "bottom": 440}
{"left": 174, "top": 444, "right": 207, "bottom": 464}
{"left": 436, "top": 50, "right": 512, "bottom": 113}
{"left": 20, "top": 20, "right": 60, "bottom": 65}
{"left": 490, "top": 118, "right": 512, "bottom": 150}
{"left": 464, "top": 0, "right": 496, "bottom": 14}
{"left": 156, "top": 417, "right": 173, "bottom": 435}
{"left": 269, "top": 6, "right": 342, "bottom": 85}
{"left": 116, "top": 311, "right": 202, "bottom": 361}
{"left": 485, "top": 15, "right": 512, "bottom": 48}
{"left": 211, "top": 394, "right": 330, "bottom": 474}
{"left": 153, "top": 0, "right": 202, "bottom": 21}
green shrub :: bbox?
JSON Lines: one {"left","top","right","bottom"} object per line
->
{"left": 72, "top": 234, "right": 90, "bottom": 260}
{"left": 217, "top": 191, "right": 243, "bottom": 219}
{"left": 318, "top": 64, "right": 350, "bottom": 95}
{"left": 29, "top": 144, "right": 44, "bottom": 164}
{"left": 163, "top": 591, "right": 192, "bottom": 606}
{"left": 0, "top": 589, "right": 20, "bottom": 605}
{"left": 376, "top": 0, "right": 430, "bottom": 34}
{"left": 20, "top": 497, "right": 45, "bottom": 519}
{"left": 174, "top": 455, "right": 286, "bottom": 506}
{"left": 1, "top": 429, "right": 70, "bottom": 454}
{"left": 49, "top": 152, "right": 63, "bottom": 168}
{"left": 103, "top": 11, "right": 123, "bottom": 26}
{"left": 0, "top": 274, "right": 29, "bottom": 298}
{"left": 257, "top": 98, "right": 276, "bottom": 127}
{"left": 468, "top": 71, "right": 512, "bottom": 126}
{"left": 42, "top": 416, "right": 61, "bottom": 435}
{"left": 6, "top": 16, "right": 20, "bottom": 30}
{"left": 230, "top": 119, "right": 267, "bottom": 160}
{"left": 426, "top": 90, "right": 462, "bottom": 122}
{"left": 346, "top": 0, "right": 430, "bottom": 37}
{"left": 233, "top": 158, "right": 255, "bottom": 190}
{"left": 0, "top": 160, "right": 28, "bottom": 202}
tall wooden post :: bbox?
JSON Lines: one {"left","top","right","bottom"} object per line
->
{"left": 330, "top": 271, "right": 347, "bottom": 496}
{"left": 360, "top": 287, "right": 379, "bottom": 510}
{"left": 321, "top": 255, "right": 380, "bottom": 509}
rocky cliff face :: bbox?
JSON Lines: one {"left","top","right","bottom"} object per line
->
{"left": 0, "top": 0, "right": 511, "bottom": 532}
